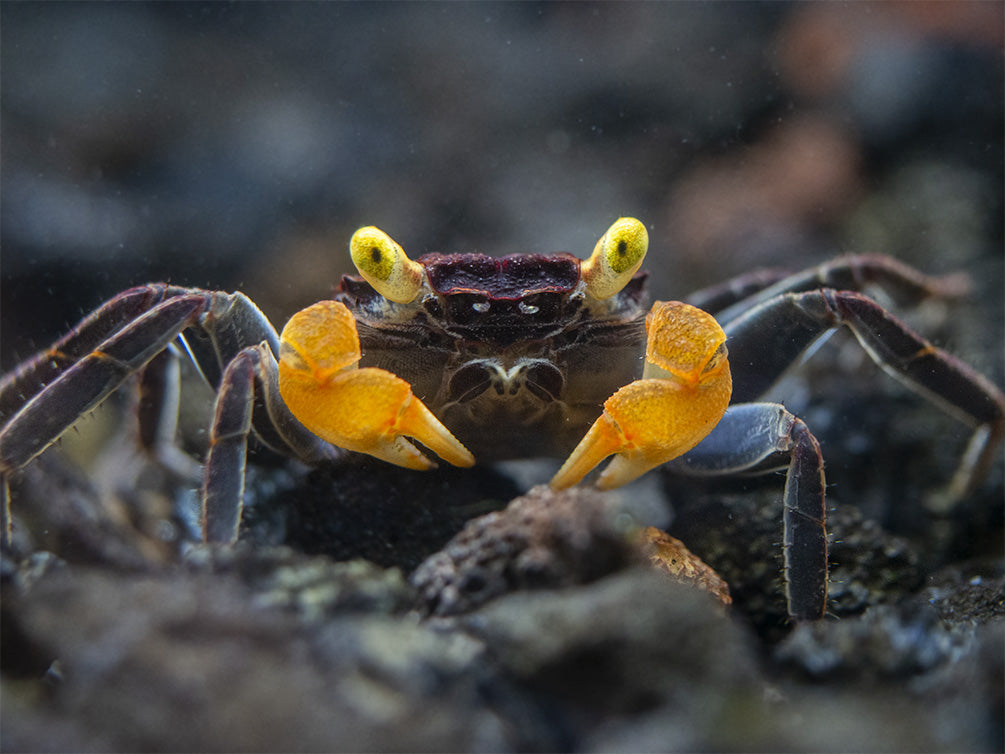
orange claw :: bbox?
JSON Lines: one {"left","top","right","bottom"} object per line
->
{"left": 550, "top": 301, "right": 731, "bottom": 490}
{"left": 278, "top": 301, "right": 474, "bottom": 469}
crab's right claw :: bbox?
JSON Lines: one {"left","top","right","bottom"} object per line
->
{"left": 550, "top": 301, "right": 732, "bottom": 490}
{"left": 278, "top": 301, "right": 474, "bottom": 470}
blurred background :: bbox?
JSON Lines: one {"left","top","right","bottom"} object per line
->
{"left": 3, "top": 10, "right": 1003, "bottom": 749}
{"left": 2, "top": 1, "right": 1002, "bottom": 386}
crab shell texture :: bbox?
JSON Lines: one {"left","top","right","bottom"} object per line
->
{"left": 334, "top": 252, "right": 650, "bottom": 460}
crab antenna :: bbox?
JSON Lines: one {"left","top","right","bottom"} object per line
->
{"left": 350, "top": 226, "right": 425, "bottom": 303}
{"left": 581, "top": 217, "right": 648, "bottom": 300}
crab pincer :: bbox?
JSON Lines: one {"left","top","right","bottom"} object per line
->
{"left": 278, "top": 300, "right": 474, "bottom": 470}
{"left": 550, "top": 300, "right": 732, "bottom": 490}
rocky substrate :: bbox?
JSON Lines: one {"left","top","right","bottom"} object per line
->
{"left": 3, "top": 461, "right": 1002, "bottom": 752}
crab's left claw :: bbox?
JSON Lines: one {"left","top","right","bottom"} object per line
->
{"left": 278, "top": 301, "right": 474, "bottom": 470}
{"left": 551, "top": 301, "right": 732, "bottom": 490}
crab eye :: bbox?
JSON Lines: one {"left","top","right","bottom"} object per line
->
{"left": 350, "top": 226, "right": 425, "bottom": 303}
{"left": 582, "top": 217, "right": 649, "bottom": 300}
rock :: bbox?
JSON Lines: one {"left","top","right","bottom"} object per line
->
{"left": 461, "top": 568, "right": 760, "bottom": 750}
{"left": 183, "top": 543, "right": 416, "bottom": 622}
{"left": 0, "top": 560, "right": 545, "bottom": 752}
{"left": 411, "top": 485, "right": 646, "bottom": 616}
{"left": 775, "top": 603, "right": 965, "bottom": 681}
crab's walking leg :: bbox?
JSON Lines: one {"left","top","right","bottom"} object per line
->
{"left": 163, "top": 294, "right": 341, "bottom": 542}
{"left": 725, "top": 288, "right": 1005, "bottom": 501}
{"left": 198, "top": 344, "right": 278, "bottom": 543}
{"left": 127, "top": 345, "right": 204, "bottom": 482}
{"left": 669, "top": 403, "right": 828, "bottom": 621}
{"left": 199, "top": 333, "right": 345, "bottom": 543}
{"left": 0, "top": 292, "right": 209, "bottom": 546}
{"left": 0, "top": 294, "right": 212, "bottom": 475}
{"left": 278, "top": 301, "right": 474, "bottom": 470}
{"left": 0, "top": 285, "right": 184, "bottom": 424}
{"left": 0, "top": 286, "right": 339, "bottom": 545}
{"left": 178, "top": 291, "right": 338, "bottom": 468}
{"left": 551, "top": 301, "right": 732, "bottom": 490}
{"left": 689, "top": 254, "right": 969, "bottom": 321}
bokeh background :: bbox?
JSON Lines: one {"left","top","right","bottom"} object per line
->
{"left": 3, "top": 2, "right": 1002, "bottom": 384}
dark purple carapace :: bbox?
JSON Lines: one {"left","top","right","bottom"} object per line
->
{"left": 336, "top": 251, "right": 648, "bottom": 345}
{"left": 421, "top": 252, "right": 581, "bottom": 298}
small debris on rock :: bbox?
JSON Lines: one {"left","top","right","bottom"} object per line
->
{"left": 642, "top": 526, "right": 732, "bottom": 606}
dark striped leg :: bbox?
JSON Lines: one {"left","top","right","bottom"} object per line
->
{"left": 0, "top": 292, "right": 211, "bottom": 546}
{"left": 670, "top": 403, "right": 828, "bottom": 621}
{"left": 2, "top": 475, "right": 9, "bottom": 545}
{"left": 176, "top": 291, "right": 337, "bottom": 468}
{"left": 0, "top": 294, "right": 211, "bottom": 475}
{"left": 135, "top": 345, "right": 203, "bottom": 482}
{"left": 0, "top": 284, "right": 182, "bottom": 424}
{"left": 201, "top": 346, "right": 259, "bottom": 543}
{"left": 693, "top": 253, "right": 968, "bottom": 321}
{"left": 724, "top": 289, "right": 1004, "bottom": 501}
{"left": 200, "top": 342, "right": 340, "bottom": 543}
{"left": 0, "top": 285, "right": 339, "bottom": 546}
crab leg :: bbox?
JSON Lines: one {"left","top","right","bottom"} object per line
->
{"left": 278, "top": 301, "right": 474, "bottom": 470}
{"left": 133, "top": 345, "right": 203, "bottom": 482}
{"left": 200, "top": 336, "right": 349, "bottom": 543}
{"left": 690, "top": 253, "right": 968, "bottom": 321}
{"left": 175, "top": 291, "right": 337, "bottom": 467}
{"left": 0, "top": 284, "right": 183, "bottom": 424}
{"left": 1, "top": 284, "right": 343, "bottom": 545}
{"left": 0, "top": 293, "right": 211, "bottom": 545}
{"left": 725, "top": 288, "right": 1005, "bottom": 501}
{"left": 550, "top": 301, "right": 732, "bottom": 490}
{"left": 199, "top": 344, "right": 264, "bottom": 543}
{"left": 0, "top": 294, "right": 211, "bottom": 474}
{"left": 669, "top": 403, "right": 828, "bottom": 621}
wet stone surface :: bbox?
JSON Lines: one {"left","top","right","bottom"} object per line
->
{"left": 3, "top": 454, "right": 1004, "bottom": 752}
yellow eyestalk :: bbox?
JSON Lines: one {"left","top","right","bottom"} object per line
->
{"left": 350, "top": 226, "right": 425, "bottom": 304}
{"left": 581, "top": 217, "right": 649, "bottom": 300}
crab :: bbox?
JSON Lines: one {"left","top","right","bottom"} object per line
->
{"left": 1, "top": 218, "right": 1003, "bottom": 620}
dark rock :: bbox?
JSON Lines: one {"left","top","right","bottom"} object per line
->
{"left": 0, "top": 562, "right": 545, "bottom": 752}
{"left": 923, "top": 560, "right": 1005, "bottom": 625}
{"left": 772, "top": 606, "right": 1004, "bottom": 750}
{"left": 775, "top": 603, "right": 964, "bottom": 681}
{"left": 663, "top": 480, "right": 793, "bottom": 636}
{"left": 825, "top": 504, "right": 925, "bottom": 616}
{"left": 461, "top": 568, "right": 761, "bottom": 750}
{"left": 411, "top": 485, "right": 645, "bottom": 616}
{"left": 183, "top": 543, "right": 417, "bottom": 622}
{"left": 666, "top": 477, "right": 941, "bottom": 640}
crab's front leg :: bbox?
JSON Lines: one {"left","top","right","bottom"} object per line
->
{"left": 551, "top": 301, "right": 732, "bottom": 490}
{"left": 278, "top": 300, "right": 474, "bottom": 470}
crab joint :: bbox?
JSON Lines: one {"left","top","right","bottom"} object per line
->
{"left": 278, "top": 301, "right": 474, "bottom": 469}
{"left": 550, "top": 301, "right": 731, "bottom": 490}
